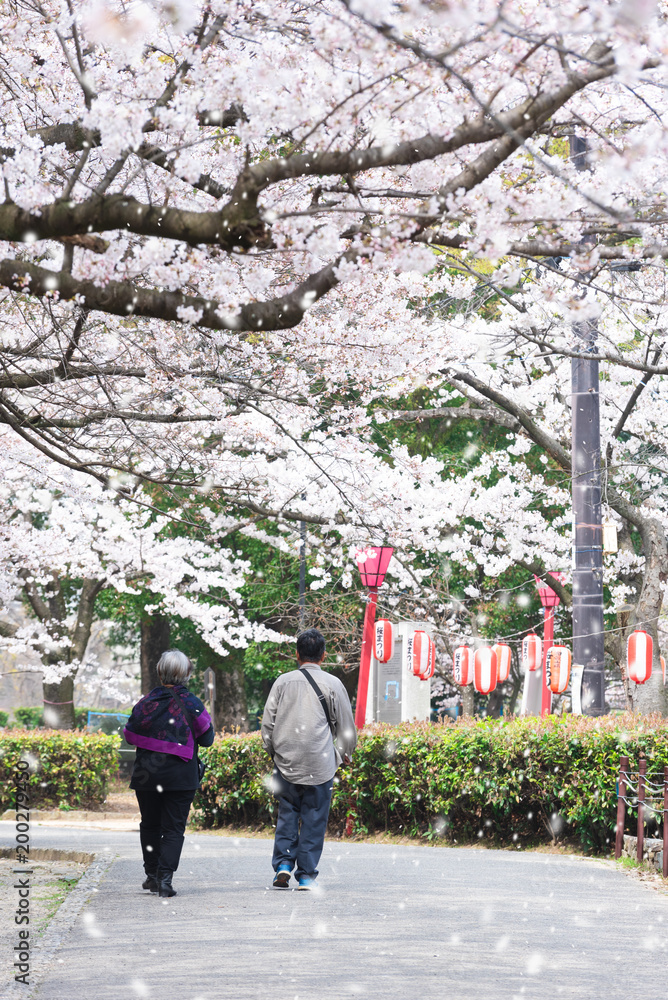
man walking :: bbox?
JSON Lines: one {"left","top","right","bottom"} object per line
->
{"left": 261, "top": 628, "right": 357, "bottom": 890}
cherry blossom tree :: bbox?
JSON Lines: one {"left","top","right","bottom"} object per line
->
{"left": 3, "top": 1, "right": 668, "bottom": 716}
{"left": 0, "top": 434, "right": 289, "bottom": 726}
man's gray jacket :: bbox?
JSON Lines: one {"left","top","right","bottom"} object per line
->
{"left": 261, "top": 663, "right": 357, "bottom": 785}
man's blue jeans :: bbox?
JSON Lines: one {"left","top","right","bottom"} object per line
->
{"left": 271, "top": 768, "right": 333, "bottom": 879}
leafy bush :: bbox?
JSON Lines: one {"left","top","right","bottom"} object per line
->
{"left": 0, "top": 730, "right": 119, "bottom": 811}
{"left": 194, "top": 714, "right": 668, "bottom": 852}
{"left": 0, "top": 710, "right": 9, "bottom": 728}
{"left": 12, "top": 706, "right": 97, "bottom": 730}
{"left": 14, "top": 707, "right": 44, "bottom": 729}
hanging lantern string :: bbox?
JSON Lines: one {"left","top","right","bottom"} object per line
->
{"left": 372, "top": 596, "right": 668, "bottom": 648}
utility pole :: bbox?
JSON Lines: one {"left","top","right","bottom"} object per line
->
{"left": 298, "top": 494, "right": 306, "bottom": 629}
{"left": 570, "top": 134, "right": 606, "bottom": 715}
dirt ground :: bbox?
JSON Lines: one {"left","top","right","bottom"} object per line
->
{"left": 0, "top": 856, "right": 86, "bottom": 985}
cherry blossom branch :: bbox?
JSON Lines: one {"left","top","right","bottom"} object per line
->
{"left": 444, "top": 369, "right": 572, "bottom": 470}
{"left": 0, "top": 362, "right": 147, "bottom": 391}
{"left": 380, "top": 405, "right": 522, "bottom": 433}
{"left": 516, "top": 561, "right": 572, "bottom": 607}
{"left": 0, "top": 253, "right": 358, "bottom": 333}
{"left": 18, "top": 410, "right": 218, "bottom": 429}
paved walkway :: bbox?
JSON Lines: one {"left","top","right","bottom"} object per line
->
{"left": 2, "top": 821, "right": 668, "bottom": 1000}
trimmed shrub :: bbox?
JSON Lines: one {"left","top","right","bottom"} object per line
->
{"left": 13, "top": 707, "right": 43, "bottom": 729}
{"left": 194, "top": 714, "right": 668, "bottom": 852}
{"left": 0, "top": 729, "right": 119, "bottom": 811}
{"left": 11, "top": 706, "right": 100, "bottom": 731}
{"left": 0, "top": 710, "right": 9, "bottom": 728}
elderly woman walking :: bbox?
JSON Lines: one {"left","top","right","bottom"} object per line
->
{"left": 123, "top": 650, "right": 214, "bottom": 897}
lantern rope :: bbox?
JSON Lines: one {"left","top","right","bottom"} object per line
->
{"left": 373, "top": 594, "right": 667, "bottom": 647}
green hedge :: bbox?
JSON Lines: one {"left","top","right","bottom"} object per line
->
{"left": 12, "top": 707, "right": 97, "bottom": 730}
{"left": 194, "top": 714, "right": 668, "bottom": 852}
{"left": 0, "top": 730, "right": 119, "bottom": 811}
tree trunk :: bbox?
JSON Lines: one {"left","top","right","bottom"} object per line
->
{"left": 42, "top": 673, "right": 75, "bottom": 729}
{"left": 486, "top": 687, "right": 504, "bottom": 718}
{"left": 461, "top": 684, "right": 475, "bottom": 717}
{"left": 214, "top": 666, "right": 249, "bottom": 732}
{"left": 506, "top": 670, "right": 523, "bottom": 717}
{"left": 140, "top": 614, "right": 170, "bottom": 694}
{"left": 331, "top": 665, "right": 358, "bottom": 704}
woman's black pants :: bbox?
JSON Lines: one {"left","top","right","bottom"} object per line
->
{"left": 135, "top": 789, "right": 195, "bottom": 878}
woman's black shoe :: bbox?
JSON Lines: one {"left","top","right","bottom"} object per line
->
{"left": 158, "top": 874, "right": 177, "bottom": 897}
{"left": 142, "top": 875, "right": 159, "bottom": 892}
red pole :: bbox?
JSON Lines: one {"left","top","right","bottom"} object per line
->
{"left": 355, "top": 587, "right": 378, "bottom": 727}
{"left": 541, "top": 607, "right": 554, "bottom": 717}
{"left": 637, "top": 756, "right": 646, "bottom": 863}
{"left": 615, "top": 755, "right": 628, "bottom": 859}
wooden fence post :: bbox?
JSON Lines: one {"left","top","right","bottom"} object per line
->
{"left": 616, "top": 754, "right": 629, "bottom": 859}
{"left": 663, "top": 765, "right": 668, "bottom": 880}
{"left": 637, "top": 756, "right": 646, "bottom": 863}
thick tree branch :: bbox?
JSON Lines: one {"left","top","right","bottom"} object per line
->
{"left": 0, "top": 253, "right": 357, "bottom": 333}
{"left": 137, "top": 143, "right": 230, "bottom": 200}
{"left": 17, "top": 410, "right": 218, "bottom": 429}
{"left": 613, "top": 372, "right": 657, "bottom": 439}
{"left": 381, "top": 404, "right": 522, "bottom": 433}
{"left": 517, "top": 560, "right": 572, "bottom": 607}
{"left": 446, "top": 370, "right": 661, "bottom": 537}
{"left": 241, "top": 499, "right": 342, "bottom": 526}
{"left": 72, "top": 578, "right": 106, "bottom": 662}
{"left": 19, "top": 571, "right": 51, "bottom": 622}
{"left": 445, "top": 369, "right": 572, "bottom": 470}
{"left": 0, "top": 191, "right": 271, "bottom": 252}
{"left": 0, "top": 363, "right": 147, "bottom": 391}
{"left": 25, "top": 106, "right": 246, "bottom": 153}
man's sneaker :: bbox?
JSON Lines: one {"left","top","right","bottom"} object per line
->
{"left": 296, "top": 876, "right": 316, "bottom": 891}
{"left": 272, "top": 865, "right": 291, "bottom": 889}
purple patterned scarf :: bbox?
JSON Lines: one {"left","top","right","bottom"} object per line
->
{"left": 123, "top": 685, "right": 211, "bottom": 761}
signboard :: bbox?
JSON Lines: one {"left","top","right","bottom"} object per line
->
{"left": 571, "top": 664, "right": 585, "bottom": 715}
{"left": 375, "top": 636, "right": 403, "bottom": 725}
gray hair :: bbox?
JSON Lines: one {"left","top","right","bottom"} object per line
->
{"left": 157, "top": 649, "right": 192, "bottom": 685}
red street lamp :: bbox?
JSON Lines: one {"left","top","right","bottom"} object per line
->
{"left": 534, "top": 572, "right": 565, "bottom": 717}
{"left": 355, "top": 546, "right": 393, "bottom": 727}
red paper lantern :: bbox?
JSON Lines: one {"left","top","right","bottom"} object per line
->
{"left": 408, "top": 630, "right": 431, "bottom": 678}
{"left": 493, "top": 643, "right": 512, "bottom": 683}
{"left": 662, "top": 655, "right": 666, "bottom": 686}
{"left": 355, "top": 546, "right": 394, "bottom": 588}
{"left": 627, "top": 630, "right": 653, "bottom": 684}
{"left": 453, "top": 646, "right": 473, "bottom": 686}
{"left": 545, "top": 645, "right": 571, "bottom": 693}
{"left": 374, "top": 619, "right": 394, "bottom": 663}
{"left": 522, "top": 633, "right": 542, "bottom": 673}
{"left": 534, "top": 572, "right": 565, "bottom": 609}
{"left": 474, "top": 647, "right": 498, "bottom": 695}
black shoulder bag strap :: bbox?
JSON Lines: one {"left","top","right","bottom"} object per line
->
{"left": 169, "top": 688, "right": 207, "bottom": 784}
{"left": 300, "top": 667, "right": 335, "bottom": 738}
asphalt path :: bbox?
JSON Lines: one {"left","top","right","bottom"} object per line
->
{"left": 2, "top": 821, "right": 667, "bottom": 1000}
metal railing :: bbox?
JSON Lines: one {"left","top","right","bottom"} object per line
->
{"left": 615, "top": 754, "right": 668, "bottom": 878}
